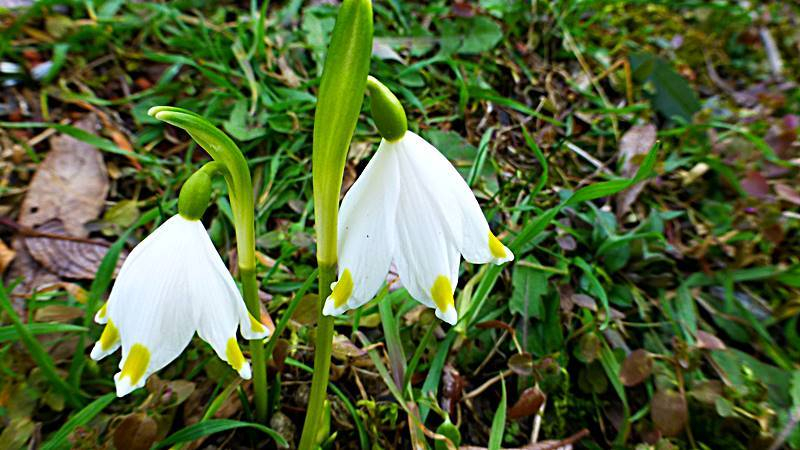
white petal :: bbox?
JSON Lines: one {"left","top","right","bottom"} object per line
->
{"left": 400, "top": 132, "right": 514, "bottom": 265}
{"left": 192, "top": 229, "right": 254, "bottom": 378}
{"left": 90, "top": 319, "right": 121, "bottom": 360}
{"left": 391, "top": 137, "right": 461, "bottom": 324}
{"left": 324, "top": 141, "right": 399, "bottom": 316}
{"left": 107, "top": 215, "right": 199, "bottom": 396}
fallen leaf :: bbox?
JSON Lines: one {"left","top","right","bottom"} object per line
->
{"left": 775, "top": 184, "right": 800, "bottom": 205}
{"left": 113, "top": 413, "right": 158, "bottom": 450}
{"left": 33, "top": 305, "right": 84, "bottom": 322}
{"left": 8, "top": 115, "right": 110, "bottom": 295}
{"left": 572, "top": 294, "right": 597, "bottom": 311}
{"left": 651, "top": 390, "right": 688, "bottom": 437}
{"left": 740, "top": 171, "right": 769, "bottom": 199}
{"left": 619, "top": 349, "right": 653, "bottom": 387}
{"left": 331, "top": 334, "right": 367, "bottom": 359}
{"left": 24, "top": 220, "right": 125, "bottom": 279}
{"left": 508, "top": 386, "right": 545, "bottom": 419}
{"left": 0, "top": 239, "right": 15, "bottom": 274}
{"left": 616, "top": 124, "right": 657, "bottom": 216}
{"left": 695, "top": 330, "right": 726, "bottom": 350}
{"left": 18, "top": 116, "right": 108, "bottom": 236}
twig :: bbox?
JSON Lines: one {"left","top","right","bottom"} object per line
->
{"left": 462, "top": 369, "right": 514, "bottom": 401}
{"left": 0, "top": 217, "right": 113, "bottom": 247}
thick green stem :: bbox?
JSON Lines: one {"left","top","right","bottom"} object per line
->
{"left": 298, "top": 263, "right": 336, "bottom": 450}
{"left": 241, "top": 267, "right": 267, "bottom": 420}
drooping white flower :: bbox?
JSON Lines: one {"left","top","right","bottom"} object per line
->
{"left": 322, "top": 131, "right": 513, "bottom": 325}
{"left": 91, "top": 215, "right": 269, "bottom": 397}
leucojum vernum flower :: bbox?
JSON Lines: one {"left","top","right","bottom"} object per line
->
{"left": 322, "top": 76, "right": 514, "bottom": 325}
{"left": 91, "top": 155, "right": 269, "bottom": 397}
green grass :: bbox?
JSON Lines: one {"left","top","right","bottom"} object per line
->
{"left": 1, "top": 0, "right": 799, "bottom": 448}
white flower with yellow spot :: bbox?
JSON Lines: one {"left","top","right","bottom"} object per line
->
{"left": 322, "top": 129, "right": 514, "bottom": 325}
{"left": 91, "top": 214, "right": 268, "bottom": 397}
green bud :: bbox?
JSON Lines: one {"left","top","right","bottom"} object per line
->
{"left": 178, "top": 170, "right": 212, "bottom": 221}
{"left": 366, "top": 75, "right": 407, "bottom": 141}
{"left": 312, "top": 0, "right": 374, "bottom": 266}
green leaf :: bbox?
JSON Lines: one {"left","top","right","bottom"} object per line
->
{"left": 630, "top": 52, "right": 701, "bottom": 121}
{"left": 510, "top": 264, "right": 548, "bottom": 319}
{"left": 487, "top": 376, "right": 506, "bottom": 450}
{"left": 154, "top": 419, "right": 288, "bottom": 448}
{"left": 41, "top": 393, "right": 115, "bottom": 450}
{"left": 223, "top": 100, "right": 267, "bottom": 141}
{"left": 459, "top": 16, "right": 503, "bottom": 54}
{"left": 0, "top": 323, "right": 87, "bottom": 343}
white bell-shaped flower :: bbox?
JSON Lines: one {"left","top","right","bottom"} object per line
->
{"left": 91, "top": 215, "right": 269, "bottom": 397}
{"left": 322, "top": 131, "right": 513, "bottom": 325}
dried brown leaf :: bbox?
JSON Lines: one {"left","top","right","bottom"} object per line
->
{"left": 18, "top": 116, "right": 108, "bottom": 236}
{"left": 113, "top": 413, "right": 158, "bottom": 450}
{"left": 24, "top": 220, "right": 125, "bottom": 279}
{"left": 508, "top": 386, "right": 545, "bottom": 420}
{"left": 775, "top": 184, "right": 800, "bottom": 205}
{"left": 740, "top": 171, "right": 770, "bottom": 199}
{"left": 0, "top": 239, "right": 15, "bottom": 274}
{"left": 33, "top": 305, "right": 84, "bottom": 322}
{"left": 616, "top": 124, "right": 657, "bottom": 215}
{"left": 695, "top": 330, "right": 726, "bottom": 350}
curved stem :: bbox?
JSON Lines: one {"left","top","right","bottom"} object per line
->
{"left": 298, "top": 263, "right": 336, "bottom": 450}
{"left": 148, "top": 107, "right": 268, "bottom": 422}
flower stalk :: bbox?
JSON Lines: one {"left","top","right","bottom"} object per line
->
{"left": 148, "top": 107, "right": 269, "bottom": 421}
{"left": 299, "top": 0, "right": 373, "bottom": 448}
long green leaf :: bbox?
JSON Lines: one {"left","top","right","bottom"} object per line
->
{"left": 0, "top": 323, "right": 87, "bottom": 343}
{"left": 154, "top": 419, "right": 287, "bottom": 448}
{"left": 487, "top": 376, "right": 506, "bottom": 450}
{"left": 41, "top": 393, "right": 115, "bottom": 450}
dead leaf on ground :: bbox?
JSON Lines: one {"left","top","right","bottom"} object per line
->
{"left": 18, "top": 115, "right": 108, "bottom": 235}
{"left": 616, "top": 124, "right": 657, "bottom": 216}
{"left": 24, "top": 220, "right": 125, "bottom": 279}
{"left": 113, "top": 413, "right": 158, "bottom": 450}
{"left": 7, "top": 115, "right": 111, "bottom": 295}
{"left": 508, "top": 386, "right": 545, "bottom": 419}
{"left": 33, "top": 305, "right": 84, "bottom": 323}
{"left": 0, "top": 239, "right": 15, "bottom": 274}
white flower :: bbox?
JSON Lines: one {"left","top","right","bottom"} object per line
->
{"left": 322, "top": 131, "right": 513, "bottom": 325}
{"left": 91, "top": 215, "right": 269, "bottom": 397}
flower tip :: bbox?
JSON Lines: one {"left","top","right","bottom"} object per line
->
{"left": 494, "top": 247, "right": 514, "bottom": 265}
{"left": 435, "top": 307, "right": 458, "bottom": 326}
{"left": 322, "top": 296, "right": 347, "bottom": 317}
{"left": 113, "top": 373, "right": 138, "bottom": 397}
{"left": 89, "top": 342, "right": 108, "bottom": 361}
{"left": 238, "top": 363, "right": 252, "bottom": 380}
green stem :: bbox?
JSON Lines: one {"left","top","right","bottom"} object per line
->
{"left": 298, "top": 263, "right": 336, "bottom": 450}
{"left": 241, "top": 267, "right": 267, "bottom": 420}
{"left": 147, "top": 107, "right": 269, "bottom": 422}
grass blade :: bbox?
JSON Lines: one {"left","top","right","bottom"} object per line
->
{"left": 0, "top": 283, "right": 83, "bottom": 408}
{"left": 154, "top": 419, "right": 288, "bottom": 448}
{"left": 0, "top": 323, "right": 87, "bottom": 343}
{"left": 487, "top": 375, "right": 506, "bottom": 450}
{"left": 41, "top": 393, "right": 115, "bottom": 450}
